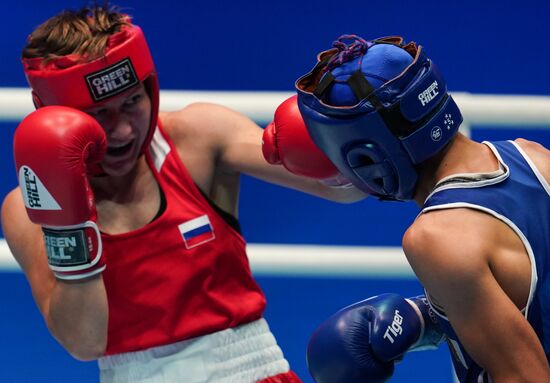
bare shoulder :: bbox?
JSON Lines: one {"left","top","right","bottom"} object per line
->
{"left": 160, "top": 102, "right": 255, "bottom": 141}
{"left": 403, "top": 208, "right": 494, "bottom": 283}
{"left": 514, "top": 138, "right": 550, "bottom": 180}
{"left": 159, "top": 103, "right": 212, "bottom": 141}
{"left": 403, "top": 208, "right": 471, "bottom": 260}
{"left": 514, "top": 137, "right": 550, "bottom": 153}
{"left": 403, "top": 208, "right": 497, "bottom": 323}
{"left": 159, "top": 103, "right": 261, "bottom": 168}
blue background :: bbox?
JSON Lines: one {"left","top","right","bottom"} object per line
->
{"left": 1, "top": 1, "right": 550, "bottom": 382}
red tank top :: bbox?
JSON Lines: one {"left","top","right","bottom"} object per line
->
{"left": 101, "top": 124, "right": 266, "bottom": 355}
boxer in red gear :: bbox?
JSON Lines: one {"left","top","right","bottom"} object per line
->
{"left": 1, "top": 4, "right": 365, "bottom": 383}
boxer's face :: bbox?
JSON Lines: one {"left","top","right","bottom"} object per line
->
{"left": 84, "top": 84, "right": 152, "bottom": 176}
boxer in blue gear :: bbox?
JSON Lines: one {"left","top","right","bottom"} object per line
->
{"left": 295, "top": 35, "right": 550, "bottom": 382}
{"left": 296, "top": 35, "right": 462, "bottom": 201}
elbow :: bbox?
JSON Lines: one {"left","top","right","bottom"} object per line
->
{"left": 71, "top": 351, "right": 105, "bottom": 361}
{"left": 324, "top": 187, "right": 368, "bottom": 204}
{"left": 43, "top": 292, "right": 109, "bottom": 361}
{"left": 62, "top": 337, "right": 107, "bottom": 361}
{"left": 47, "top": 321, "right": 107, "bottom": 361}
{"left": 337, "top": 194, "right": 368, "bottom": 204}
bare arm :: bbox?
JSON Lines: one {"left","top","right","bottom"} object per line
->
{"left": 403, "top": 208, "right": 550, "bottom": 382}
{"left": 1, "top": 188, "right": 108, "bottom": 360}
{"left": 168, "top": 102, "right": 366, "bottom": 203}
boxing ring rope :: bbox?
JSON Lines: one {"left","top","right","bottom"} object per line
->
{"left": 1, "top": 88, "right": 550, "bottom": 277}
{"left": 2, "top": 87, "right": 550, "bottom": 126}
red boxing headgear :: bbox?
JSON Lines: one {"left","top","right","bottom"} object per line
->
{"left": 22, "top": 20, "right": 159, "bottom": 154}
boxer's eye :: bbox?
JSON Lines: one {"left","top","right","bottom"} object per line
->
{"left": 88, "top": 108, "right": 107, "bottom": 119}
{"left": 124, "top": 94, "right": 142, "bottom": 108}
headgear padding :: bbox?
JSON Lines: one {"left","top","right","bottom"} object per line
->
{"left": 23, "top": 19, "right": 159, "bottom": 154}
{"left": 296, "top": 35, "right": 462, "bottom": 201}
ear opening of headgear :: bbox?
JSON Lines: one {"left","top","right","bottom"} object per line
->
{"left": 296, "top": 35, "right": 462, "bottom": 201}
{"left": 22, "top": 18, "right": 159, "bottom": 155}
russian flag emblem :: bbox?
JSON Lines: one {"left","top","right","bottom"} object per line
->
{"left": 178, "top": 215, "right": 216, "bottom": 249}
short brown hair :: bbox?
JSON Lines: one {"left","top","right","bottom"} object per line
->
{"left": 22, "top": 3, "right": 131, "bottom": 64}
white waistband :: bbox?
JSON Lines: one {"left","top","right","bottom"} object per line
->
{"left": 98, "top": 318, "right": 289, "bottom": 383}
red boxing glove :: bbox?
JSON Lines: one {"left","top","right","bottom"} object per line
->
{"left": 262, "top": 95, "right": 348, "bottom": 186}
{"left": 14, "top": 106, "right": 107, "bottom": 280}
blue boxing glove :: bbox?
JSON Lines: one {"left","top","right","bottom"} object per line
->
{"left": 307, "top": 293, "right": 445, "bottom": 383}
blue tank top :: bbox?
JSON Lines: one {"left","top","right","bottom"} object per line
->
{"left": 420, "top": 140, "right": 550, "bottom": 383}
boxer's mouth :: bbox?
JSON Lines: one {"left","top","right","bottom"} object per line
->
{"left": 107, "top": 140, "right": 134, "bottom": 156}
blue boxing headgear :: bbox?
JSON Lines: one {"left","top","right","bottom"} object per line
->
{"left": 296, "top": 35, "right": 462, "bottom": 201}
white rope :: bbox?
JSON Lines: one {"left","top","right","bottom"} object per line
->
{"left": 0, "top": 239, "right": 413, "bottom": 277}
{"left": 245, "top": 243, "right": 413, "bottom": 277}
{"left": 0, "top": 240, "right": 19, "bottom": 271}
{"left": 2, "top": 87, "right": 550, "bottom": 126}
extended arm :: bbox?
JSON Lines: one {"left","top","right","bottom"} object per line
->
{"left": 168, "top": 100, "right": 366, "bottom": 203}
